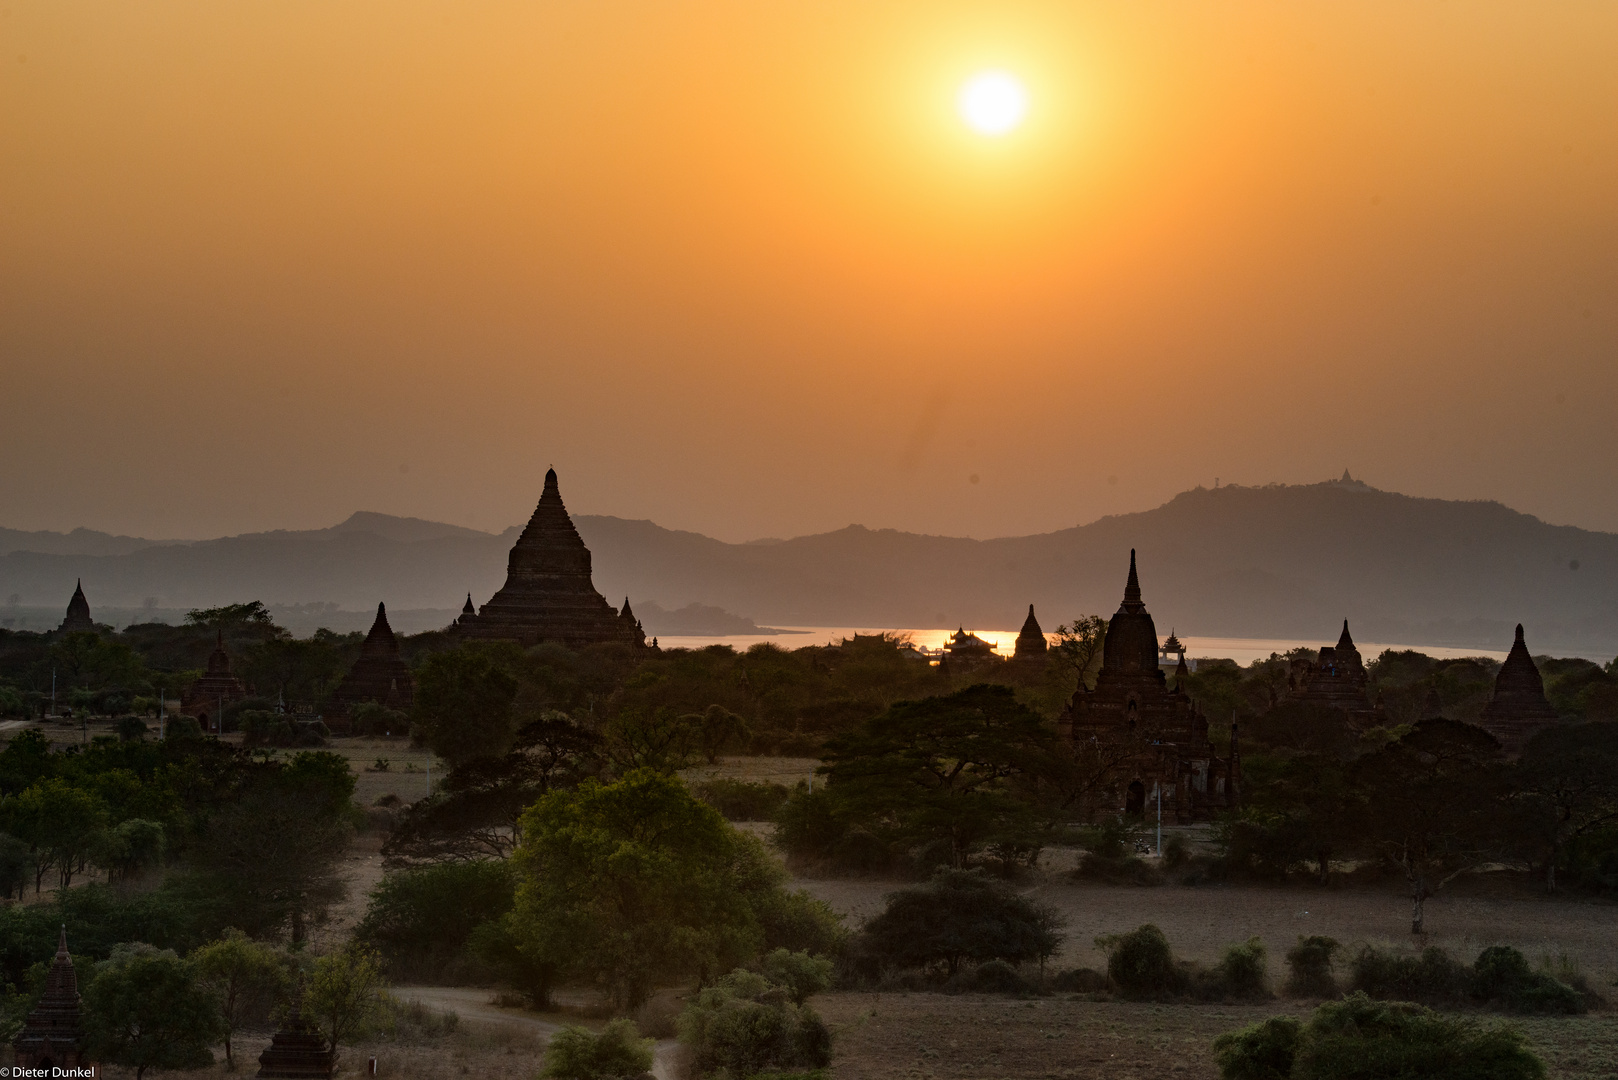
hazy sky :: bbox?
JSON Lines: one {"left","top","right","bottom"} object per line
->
{"left": 3, "top": 2, "right": 1615, "bottom": 542}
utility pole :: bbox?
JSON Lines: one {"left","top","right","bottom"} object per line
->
{"left": 158, "top": 690, "right": 165, "bottom": 740}
{"left": 1156, "top": 782, "right": 1163, "bottom": 857}
{"left": 50, "top": 668, "right": 56, "bottom": 718}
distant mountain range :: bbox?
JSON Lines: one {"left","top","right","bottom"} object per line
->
{"left": 3, "top": 476, "right": 1615, "bottom": 654}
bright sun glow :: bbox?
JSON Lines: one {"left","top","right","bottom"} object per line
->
{"left": 957, "top": 70, "right": 1028, "bottom": 136}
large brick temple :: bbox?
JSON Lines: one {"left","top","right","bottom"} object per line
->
{"left": 1059, "top": 551, "right": 1238, "bottom": 822}
{"left": 455, "top": 468, "right": 646, "bottom": 649}
{"left": 326, "top": 602, "right": 415, "bottom": 728}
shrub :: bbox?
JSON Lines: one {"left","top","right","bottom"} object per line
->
{"left": 1290, "top": 993, "right": 1544, "bottom": 1080}
{"left": 542, "top": 1019, "right": 654, "bottom": 1079}
{"left": 165, "top": 716, "right": 204, "bottom": 741}
{"left": 1100, "top": 924, "right": 1184, "bottom": 999}
{"left": 967, "top": 958, "right": 1028, "bottom": 994}
{"left": 1347, "top": 945, "right": 1470, "bottom": 1006}
{"left": 677, "top": 970, "right": 832, "bottom": 1079}
{"left": 758, "top": 949, "right": 833, "bottom": 1005}
{"left": 355, "top": 861, "right": 517, "bottom": 982}
{"left": 1163, "top": 834, "right": 1193, "bottom": 869}
{"left": 350, "top": 702, "right": 409, "bottom": 737}
{"left": 754, "top": 889, "right": 848, "bottom": 960}
{"left": 115, "top": 716, "right": 149, "bottom": 742}
{"left": 859, "top": 869, "right": 1064, "bottom": 979}
{"left": 694, "top": 778, "right": 791, "bottom": 821}
{"left": 241, "top": 711, "right": 329, "bottom": 748}
{"left": 1214, "top": 1015, "right": 1301, "bottom": 1080}
{"left": 1285, "top": 937, "right": 1340, "bottom": 999}
{"left": 1471, "top": 947, "right": 1583, "bottom": 1015}
{"left": 1214, "top": 938, "right": 1271, "bottom": 1000}
{"left": 1051, "top": 967, "right": 1109, "bottom": 993}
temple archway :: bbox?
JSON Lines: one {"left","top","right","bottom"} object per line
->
{"left": 1125, "top": 780, "right": 1146, "bottom": 815}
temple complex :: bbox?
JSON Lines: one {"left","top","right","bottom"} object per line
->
{"left": 1476, "top": 624, "right": 1561, "bottom": 753}
{"left": 180, "top": 630, "right": 248, "bottom": 731}
{"left": 325, "top": 603, "right": 416, "bottom": 730}
{"left": 58, "top": 580, "right": 95, "bottom": 633}
{"left": 13, "top": 928, "right": 92, "bottom": 1074}
{"left": 1059, "top": 551, "right": 1237, "bottom": 822}
{"left": 1289, "top": 621, "right": 1383, "bottom": 727}
{"left": 1012, "top": 605, "right": 1048, "bottom": 670}
{"left": 456, "top": 468, "right": 647, "bottom": 649}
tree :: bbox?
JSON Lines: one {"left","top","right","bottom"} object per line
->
{"left": 191, "top": 929, "right": 290, "bottom": 1068}
{"left": 4, "top": 778, "right": 109, "bottom": 891}
{"left": 185, "top": 601, "right": 273, "bottom": 626}
{"left": 1049, "top": 616, "right": 1108, "bottom": 692}
{"left": 693, "top": 704, "right": 751, "bottom": 764}
{"left": 355, "top": 860, "right": 516, "bottom": 978}
{"left": 1510, "top": 721, "right": 1618, "bottom": 891}
{"left": 820, "top": 684, "right": 1056, "bottom": 867}
{"left": 192, "top": 752, "right": 355, "bottom": 942}
{"left": 305, "top": 945, "right": 387, "bottom": 1052}
{"left": 1348, "top": 720, "right": 1507, "bottom": 934}
{"left": 602, "top": 705, "right": 702, "bottom": 773}
{"left": 82, "top": 943, "right": 224, "bottom": 1079}
{"left": 410, "top": 645, "right": 521, "bottom": 767}
{"left": 507, "top": 769, "right": 781, "bottom": 1009}
{"left": 89, "top": 818, "right": 166, "bottom": 882}
{"left": 860, "top": 869, "right": 1064, "bottom": 979}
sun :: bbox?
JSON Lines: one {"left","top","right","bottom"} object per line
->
{"left": 957, "top": 70, "right": 1028, "bottom": 136}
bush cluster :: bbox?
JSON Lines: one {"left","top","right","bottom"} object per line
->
{"left": 693, "top": 778, "right": 791, "bottom": 822}
{"left": 1098, "top": 924, "right": 1272, "bottom": 1002}
{"left": 1349, "top": 944, "right": 1584, "bottom": 1014}
{"left": 1215, "top": 993, "right": 1546, "bottom": 1080}
{"left": 677, "top": 969, "right": 832, "bottom": 1080}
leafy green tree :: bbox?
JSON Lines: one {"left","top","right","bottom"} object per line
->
{"left": 305, "top": 944, "right": 387, "bottom": 1052}
{"left": 355, "top": 860, "right": 516, "bottom": 979}
{"left": 185, "top": 601, "right": 273, "bottom": 626}
{"left": 1510, "top": 721, "right": 1618, "bottom": 891}
{"left": 0, "top": 834, "right": 33, "bottom": 901}
{"left": 758, "top": 948, "right": 833, "bottom": 1005}
{"left": 82, "top": 943, "right": 224, "bottom": 1079}
{"left": 860, "top": 869, "right": 1064, "bottom": 979}
{"left": 602, "top": 705, "right": 702, "bottom": 773}
{"left": 507, "top": 769, "right": 783, "bottom": 1009}
{"left": 4, "top": 778, "right": 109, "bottom": 891}
{"left": 410, "top": 645, "right": 522, "bottom": 766}
{"left": 542, "top": 1019, "right": 654, "bottom": 1080}
{"left": 693, "top": 703, "right": 751, "bottom": 764}
{"left": 1348, "top": 720, "right": 1507, "bottom": 934}
{"left": 88, "top": 818, "right": 166, "bottom": 882}
{"left": 192, "top": 752, "right": 355, "bottom": 941}
{"left": 1048, "top": 616, "right": 1108, "bottom": 692}
{"left": 191, "top": 929, "right": 291, "bottom": 1067}
{"left": 820, "top": 684, "right": 1056, "bottom": 867}
{"left": 677, "top": 969, "right": 831, "bottom": 1078}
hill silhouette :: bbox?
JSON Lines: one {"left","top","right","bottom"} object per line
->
{"left": 1, "top": 477, "right": 1613, "bottom": 653}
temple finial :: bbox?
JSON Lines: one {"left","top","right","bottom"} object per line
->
{"left": 1122, "top": 549, "right": 1143, "bottom": 609}
{"left": 1515, "top": 623, "right": 1525, "bottom": 645}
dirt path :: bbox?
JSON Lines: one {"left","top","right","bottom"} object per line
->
{"left": 396, "top": 986, "right": 680, "bottom": 1079}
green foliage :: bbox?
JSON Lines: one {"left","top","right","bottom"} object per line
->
{"left": 350, "top": 700, "right": 408, "bottom": 736}
{"left": 185, "top": 601, "right": 273, "bottom": 625}
{"left": 3, "top": 777, "right": 109, "bottom": 890}
{"left": 410, "top": 644, "right": 522, "bottom": 766}
{"left": 507, "top": 769, "right": 797, "bottom": 1009}
{"left": 819, "top": 684, "right": 1057, "bottom": 869}
{"left": 356, "top": 860, "right": 517, "bottom": 980}
{"left": 758, "top": 949, "right": 833, "bottom": 1005}
{"left": 1347, "top": 945, "right": 1472, "bottom": 1006}
{"left": 0, "top": 834, "right": 33, "bottom": 901}
{"left": 82, "top": 943, "right": 224, "bottom": 1079}
{"left": 191, "top": 929, "right": 291, "bottom": 1067}
{"left": 116, "top": 715, "right": 149, "bottom": 741}
{"left": 542, "top": 1019, "right": 655, "bottom": 1080}
{"left": 1215, "top": 937, "right": 1272, "bottom": 1000}
{"left": 1285, "top": 936, "right": 1341, "bottom": 998}
{"left": 752, "top": 887, "right": 848, "bottom": 960}
{"left": 968, "top": 957, "right": 1029, "bottom": 993}
{"left": 1100, "top": 924, "right": 1183, "bottom": 999}
{"left": 1470, "top": 946, "right": 1584, "bottom": 1014}
{"left": 240, "top": 709, "right": 329, "bottom": 747}
{"left": 306, "top": 944, "right": 387, "bottom": 1050}
{"left": 1290, "top": 993, "right": 1544, "bottom": 1080}
{"left": 677, "top": 969, "right": 832, "bottom": 1080}
{"left": 860, "top": 869, "right": 1063, "bottom": 979}
{"left": 1214, "top": 1015, "right": 1301, "bottom": 1080}
{"left": 695, "top": 778, "right": 791, "bottom": 821}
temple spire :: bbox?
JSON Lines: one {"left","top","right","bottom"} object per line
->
{"left": 1121, "top": 549, "right": 1144, "bottom": 613}
{"left": 1337, "top": 620, "right": 1354, "bottom": 649}
{"left": 462, "top": 593, "right": 475, "bottom": 616}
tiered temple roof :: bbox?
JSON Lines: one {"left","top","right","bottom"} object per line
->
{"left": 327, "top": 603, "right": 415, "bottom": 725}
{"left": 1061, "top": 551, "right": 1235, "bottom": 822}
{"left": 1291, "top": 620, "right": 1381, "bottom": 725}
{"left": 58, "top": 580, "right": 94, "bottom": 633}
{"left": 1477, "top": 624, "right": 1561, "bottom": 753}
{"left": 1013, "top": 605, "right": 1048, "bottom": 661}
{"left": 456, "top": 468, "right": 647, "bottom": 649}
{"left": 13, "top": 928, "right": 90, "bottom": 1071}
{"left": 256, "top": 994, "right": 337, "bottom": 1079}
{"left": 180, "top": 630, "right": 247, "bottom": 729}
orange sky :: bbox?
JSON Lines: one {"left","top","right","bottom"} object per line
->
{"left": 2, "top": 2, "right": 1615, "bottom": 541}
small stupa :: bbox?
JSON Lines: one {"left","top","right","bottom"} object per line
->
{"left": 256, "top": 991, "right": 337, "bottom": 1079}
{"left": 57, "top": 580, "right": 95, "bottom": 633}
{"left": 1476, "top": 624, "right": 1561, "bottom": 754}
{"left": 180, "top": 629, "right": 248, "bottom": 731}
{"left": 456, "top": 468, "right": 647, "bottom": 648}
{"left": 13, "top": 927, "right": 92, "bottom": 1072}
{"left": 1013, "top": 605, "right": 1048, "bottom": 661}
{"left": 326, "top": 603, "right": 415, "bottom": 729}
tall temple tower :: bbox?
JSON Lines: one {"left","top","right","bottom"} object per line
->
{"left": 456, "top": 468, "right": 647, "bottom": 649}
{"left": 326, "top": 602, "right": 416, "bottom": 729}
{"left": 57, "top": 580, "right": 94, "bottom": 633}
{"left": 1476, "top": 624, "right": 1561, "bottom": 754}
{"left": 13, "top": 928, "right": 91, "bottom": 1072}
